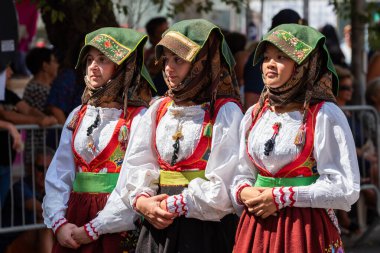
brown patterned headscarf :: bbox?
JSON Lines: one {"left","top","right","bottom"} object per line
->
{"left": 155, "top": 19, "right": 240, "bottom": 116}
{"left": 81, "top": 51, "right": 152, "bottom": 115}
{"left": 163, "top": 32, "right": 240, "bottom": 106}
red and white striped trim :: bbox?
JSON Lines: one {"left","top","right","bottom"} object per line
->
{"left": 52, "top": 217, "right": 67, "bottom": 234}
{"left": 236, "top": 183, "right": 250, "bottom": 205}
{"left": 133, "top": 192, "right": 151, "bottom": 210}
{"left": 166, "top": 194, "right": 188, "bottom": 216}
{"left": 84, "top": 221, "right": 99, "bottom": 241}
{"left": 272, "top": 186, "right": 295, "bottom": 209}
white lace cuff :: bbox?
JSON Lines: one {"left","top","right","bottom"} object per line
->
{"left": 52, "top": 217, "right": 68, "bottom": 234}
{"left": 166, "top": 194, "right": 188, "bottom": 216}
{"left": 272, "top": 186, "right": 295, "bottom": 210}
{"left": 84, "top": 221, "right": 99, "bottom": 241}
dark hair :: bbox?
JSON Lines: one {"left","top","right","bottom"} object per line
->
{"left": 224, "top": 32, "right": 247, "bottom": 55}
{"left": 145, "top": 17, "right": 168, "bottom": 37}
{"left": 320, "top": 24, "right": 347, "bottom": 68}
{"left": 270, "top": 9, "right": 302, "bottom": 30}
{"left": 26, "top": 47, "right": 54, "bottom": 75}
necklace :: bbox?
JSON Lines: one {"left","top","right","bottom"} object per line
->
{"left": 170, "top": 108, "right": 184, "bottom": 166}
{"left": 263, "top": 122, "right": 281, "bottom": 156}
{"left": 86, "top": 109, "right": 100, "bottom": 152}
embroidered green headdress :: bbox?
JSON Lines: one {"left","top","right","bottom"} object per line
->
{"left": 156, "top": 19, "right": 235, "bottom": 71}
{"left": 253, "top": 23, "right": 338, "bottom": 95}
{"left": 155, "top": 19, "right": 240, "bottom": 108}
{"left": 70, "top": 27, "right": 155, "bottom": 128}
{"left": 75, "top": 27, "right": 154, "bottom": 88}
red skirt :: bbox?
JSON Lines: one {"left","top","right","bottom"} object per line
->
{"left": 52, "top": 192, "right": 138, "bottom": 253}
{"left": 234, "top": 207, "right": 344, "bottom": 253}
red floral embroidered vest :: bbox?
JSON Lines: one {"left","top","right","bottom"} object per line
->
{"left": 72, "top": 105, "right": 145, "bottom": 173}
{"left": 246, "top": 101, "right": 324, "bottom": 178}
{"left": 155, "top": 97, "right": 241, "bottom": 171}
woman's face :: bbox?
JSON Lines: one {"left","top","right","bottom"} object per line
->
{"left": 162, "top": 47, "right": 192, "bottom": 89}
{"left": 262, "top": 44, "right": 295, "bottom": 89}
{"left": 337, "top": 77, "right": 353, "bottom": 103}
{"left": 85, "top": 47, "right": 117, "bottom": 88}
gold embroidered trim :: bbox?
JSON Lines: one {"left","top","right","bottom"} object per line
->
{"left": 87, "top": 34, "right": 132, "bottom": 65}
{"left": 161, "top": 31, "right": 201, "bottom": 62}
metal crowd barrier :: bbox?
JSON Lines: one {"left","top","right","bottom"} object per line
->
{"left": 0, "top": 124, "right": 62, "bottom": 234}
{"left": 341, "top": 105, "right": 380, "bottom": 246}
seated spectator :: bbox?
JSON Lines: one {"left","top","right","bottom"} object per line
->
{"left": 23, "top": 47, "right": 59, "bottom": 112}
{"left": 0, "top": 147, "right": 55, "bottom": 253}
{"left": 0, "top": 66, "right": 57, "bottom": 126}
{"left": 22, "top": 48, "right": 59, "bottom": 167}
{"left": 0, "top": 66, "right": 56, "bottom": 211}
{"left": 47, "top": 40, "right": 84, "bottom": 125}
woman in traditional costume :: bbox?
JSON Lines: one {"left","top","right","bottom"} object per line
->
{"left": 231, "top": 24, "right": 360, "bottom": 253}
{"left": 42, "top": 27, "right": 155, "bottom": 253}
{"left": 117, "top": 19, "right": 243, "bottom": 253}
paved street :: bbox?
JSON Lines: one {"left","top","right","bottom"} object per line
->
{"left": 344, "top": 219, "right": 380, "bottom": 253}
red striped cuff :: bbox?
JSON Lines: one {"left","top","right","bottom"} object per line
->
{"left": 236, "top": 183, "right": 250, "bottom": 205}
{"left": 166, "top": 194, "right": 188, "bottom": 216}
{"left": 272, "top": 186, "right": 295, "bottom": 209}
{"left": 84, "top": 221, "right": 99, "bottom": 241}
{"left": 52, "top": 217, "right": 67, "bottom": 234}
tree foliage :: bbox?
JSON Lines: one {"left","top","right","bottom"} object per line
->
{"left": 330, "top": 0, "right": 380, "bottom": 50}
{"left": 30, "top": 0, "right": 245, "bottom": 68}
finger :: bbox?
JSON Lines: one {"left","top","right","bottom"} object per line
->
{"left": 66, "top": 237, "right": 80, "bottom": 249}
{"left": 244, "top": 197, "right": 261, "bottom": 207}
{"left": 254, "top": 209, "right": 263, "bottom": 217}
{"left": 155, "top": 207, "right": 177, "bottom": 219}
{"left": 261, "top": 211, "right": 272, "bottom": 219}
{"left": 150, "top": 218, "right": 172, "bottom": 230}
{"left": 153, "top": 194, "right": 169, "bottom": 201}
{"left": 254, "top": 187, "right": 269, "bottom": 193}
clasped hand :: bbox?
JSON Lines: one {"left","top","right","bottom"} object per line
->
{"left": 136, "top": 194, "right": 178, "bottom": 229}
{"left": 240, "top": 187, "right": 278, "bottom": 219}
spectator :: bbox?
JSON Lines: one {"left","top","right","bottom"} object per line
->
{"left": 23, "top": 47, "right": 59, "bottom": 112}
{"left": 320, "top": 24, "right": 348, "bottom": 68}
{"left": 0, "top": 65, "right": 56, "bottom": 210}
{"left": 22, "top": 48, "right": 59, "bottom": 168}
{"left": 367, "top": 52, "right": 380, "bottom": 83}
{"left": 340, "top": 24, "right": 352, "bottom": 66}
{"left": 334, "top": 65, "right": 375, "bottom": 235}
{"left": 46, "top": 38, "right": 85, "bottom": 125}
{"left": 0, "top": 147, "right": 55, "bottom": 253}
{"left": 225, "top": 31, "right": 249, "bottom": 102}
{"left": 144, "top": 17, "right": 169, "bottom": 96}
